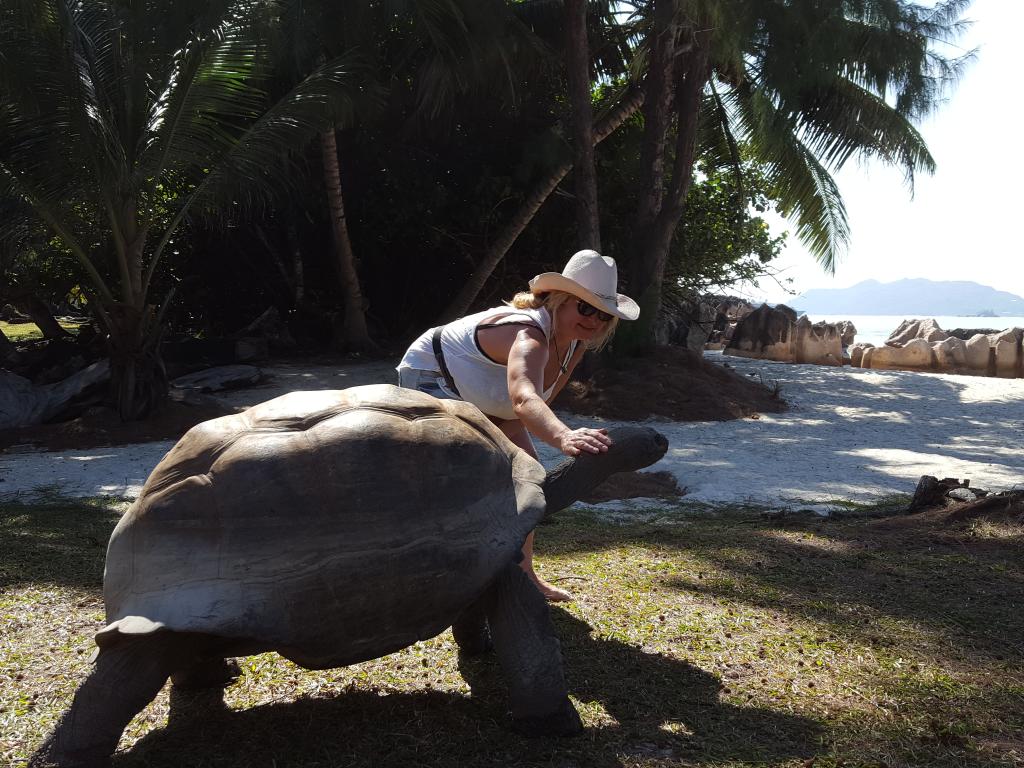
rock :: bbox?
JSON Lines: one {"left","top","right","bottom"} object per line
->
{"left": 947, "top": 487, "right": 980, "bottom": 503}
{"left": 171, "top": 365, "right": 263, "bottom": 393}
{"left": 835, "top": 320, "right": 857, "bottom": 347}
{"left": 885, "top": 318, "right": 949, "bottom": 346}
{"left": 725, "top": 304, "right": 796, "bottom": 362}
{"left": 993, "top": 328, "right": 1023, "bottom": 378}
{"left": 868, "top": 338, "right": 935, "bottom": 370}
{"left": 654, "top": 298, "right": 717, "bottom": 352}
{"left": 793, "top": 317, "right": 842, "bottom": 366}
{"left": 0, "top": 360, "right": 110, "bottom": 429}
{"left": 849, "top": 343, "right": 874, "bottom": 368}
{"left": 933, "top": 336, "right": 967, "bottom": 371}
{"left": 726, "top": 305, "right": 844, "bottom": 366}
{"left": 964, "top": 334, "right": 993, "bottom": 372}
{"left": 947, "top": 327, "right": 998, "bottom": 340}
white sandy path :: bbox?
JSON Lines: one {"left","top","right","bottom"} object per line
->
{"left": 1, "top": 354, "right": 1022, "bottom": 507}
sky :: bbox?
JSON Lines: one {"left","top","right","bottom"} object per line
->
{"left": 750, "top": 0, "right": 1024, "bottom": 305}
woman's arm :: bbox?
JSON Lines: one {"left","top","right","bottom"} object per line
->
{"left": 507, "top": 328, "right": 610, "bottom": 456}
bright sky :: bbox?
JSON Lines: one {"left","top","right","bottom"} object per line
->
{"left": 752, "top": 0, "right": 1024, "bottom": 305}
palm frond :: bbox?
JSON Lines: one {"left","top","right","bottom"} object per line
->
{"left": 157, "top": 52, "right": 378, "bottom": 254}
{"left": 726, "top": 82, "right": 849, "bottom": 271}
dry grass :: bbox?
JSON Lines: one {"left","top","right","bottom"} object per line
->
{"left": 2, "top": 496, "right": 1022, "bottom": 767}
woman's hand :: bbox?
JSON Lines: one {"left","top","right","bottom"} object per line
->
{"left": 556, "top": 426, "right": 612, "bottom": 456}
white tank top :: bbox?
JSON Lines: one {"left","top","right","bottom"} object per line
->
{"left": 397, "top": 306, "right": 576, "bottom": 420}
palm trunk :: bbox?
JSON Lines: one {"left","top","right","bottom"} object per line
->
{"left": 286, "top": 219, "right": 306, "bottom": 307}
{"left": 320, "top": 127, "right": 378, "bottom": 353}
{"left": 632, "top": 0, "right": 678, "bottom": 240}
{"left": 437, "top": 86, "right": 645, "bottom": 324}
{"left": 106, "top": 302, "right": 168, "bottom": 421}
{"left": 565, "top": 0, "right": 600, "bottom": 251}
{"left": 105, "top": 198, "right": 168, "bottom": 421}
{"left": 617, "top": 27, "right": 711, "bottom": 355}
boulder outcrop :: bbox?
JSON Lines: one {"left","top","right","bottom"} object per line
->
{"left": 724, "top": 305, "right": 843, "bottom": 366}
{"left": 853, "top": 319, "right": 1022, "bottom": 378}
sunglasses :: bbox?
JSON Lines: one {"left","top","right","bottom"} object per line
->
{"left": 576, "top": 299, "right": 614, "bottom": 323}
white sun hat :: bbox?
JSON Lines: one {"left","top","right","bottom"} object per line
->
{"left": 529, "top": 250, "right": 639, "bottom": 320}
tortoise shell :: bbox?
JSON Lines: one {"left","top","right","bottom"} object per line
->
{"left": 99, "top": 384, "right": 545, "bottom": 669}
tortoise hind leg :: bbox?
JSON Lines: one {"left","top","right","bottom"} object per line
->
{"left": 484, "top": 562, "right": 583, "bottom": 736}
{"left": 171, "top": 657, "right": 241, "bottom": 690}
{"left": 451, "top": 599, "right": 492, "bottom": 657}
{"left": 30, "top": 631, "right": 197, "bottom": 768}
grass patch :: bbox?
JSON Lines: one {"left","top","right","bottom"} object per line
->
{"left": 0, "top": 319, "right": 84, "bottom": 342}
{"left": 2, "top": 498, "right": 1022, "bottom": 767}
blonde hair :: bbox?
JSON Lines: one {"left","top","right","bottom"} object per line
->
{"left": 506, "top": 290, "right": 619, "bottom": 351}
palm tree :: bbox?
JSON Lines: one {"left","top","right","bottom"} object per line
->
{"left": 614, "top": 0, "right": 974, "bottom": 352}
{"left": 0, "top": 0, "right": 367, "bottom": 418}
{"left": 270, "top": 0, "right": 542, "bottom": 349}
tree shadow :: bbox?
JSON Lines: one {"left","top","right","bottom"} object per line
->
{"left": 117, "top": 613, "right": 818, "bottom": 768}
{"left": 541, "top": 509, "right": 1023, "bottom": 667}
{"left": 0, "top": 497, "right": 118, "bottom": 590}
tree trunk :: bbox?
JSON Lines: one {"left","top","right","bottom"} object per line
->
{"left": 286, "top": 218, "right": 306, "bottom": 307}
{"left": 565, "top": 0, "right": 600, "bottom": 251}
{"left": 631, "top": 0, "right": 678, "bottom": 240}
{"left": 102, "top": 197, "right": 168, "bottom": 421}
{"left": 320, "top": 127, "right": 379, "bottom": 354}
{"left": 106, "top": 302, "right": 169, "bottom": 421}
{"left": 12, "top": 294, "right": 70, "bottom": 339}
{"left": 617, "top": 26, "right": 711, "bottom": 356}
{"left": 437, "top": 86, "right": 645, "bottom": 324}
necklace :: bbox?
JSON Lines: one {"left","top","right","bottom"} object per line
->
{"left": 553, "top": 336, "right": 570, "bottom": 375}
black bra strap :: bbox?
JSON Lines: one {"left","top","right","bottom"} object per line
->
{"left": 431, "top": 326, "right": 461, "bottom": 397}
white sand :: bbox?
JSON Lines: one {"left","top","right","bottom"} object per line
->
{"left": 2, "top": 354, "right": 1022, "bottom": 509}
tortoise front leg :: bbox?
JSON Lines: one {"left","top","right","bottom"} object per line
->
{"left": 30, "top": 632, "right": 196, "bottom": 768}
{"left": 485, "top": 562, "right": 583, "bottom": 736}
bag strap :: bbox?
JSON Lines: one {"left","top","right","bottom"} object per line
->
{"left": 431, "top": 326, "right": 461, "bottom": 397}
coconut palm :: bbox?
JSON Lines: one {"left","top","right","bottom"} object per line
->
{"left": 615, "top": 0, "right": 973, "bottom": 351}
{"left": 0, "top": 0, "right": 368, "bottom": 418}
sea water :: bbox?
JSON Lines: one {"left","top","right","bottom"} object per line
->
{"left": 802, "top": 314, "right": 1024, "bottom": 346}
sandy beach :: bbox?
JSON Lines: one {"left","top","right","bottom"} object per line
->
{"left": 2, "top": 352, "right": 1022, "bottom": 510}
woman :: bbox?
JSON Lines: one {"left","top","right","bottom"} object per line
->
{"left": 397, "top": 249, "right": 639, "bottom": 602}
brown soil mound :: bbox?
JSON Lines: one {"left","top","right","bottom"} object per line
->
{"left": 0, "top": 400, "right": 235, "bottom": 452}
{"left": 555, "top": 345, "right": 787, "bottom": 421}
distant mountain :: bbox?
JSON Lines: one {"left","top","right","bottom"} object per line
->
{"left": 791, "top": 278, "right": 1024, "bottom": 316}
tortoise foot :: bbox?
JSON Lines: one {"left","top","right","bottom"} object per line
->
{"left": 511, "top": 697, "right": 583, "bottom": 737}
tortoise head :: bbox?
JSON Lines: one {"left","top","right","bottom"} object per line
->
{"left": 514, "top": 426, "right": 669, "bottom": 534}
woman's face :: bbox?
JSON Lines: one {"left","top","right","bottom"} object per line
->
{"left": 555, "top": 295, "right": 612, "bottom": 342}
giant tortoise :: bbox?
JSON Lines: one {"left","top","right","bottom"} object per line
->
{"left": 31, "top": 384, "right": 668, "bottom": 767}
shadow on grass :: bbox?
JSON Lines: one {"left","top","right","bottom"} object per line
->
{"left": 541, "top": 510, "right": 1024, "bottom": 666}
{"left": 116, "top": 613, "right": 818, "bottom": 768}
{"left": 0, "top": 498, "right": 120, "bottom": 590}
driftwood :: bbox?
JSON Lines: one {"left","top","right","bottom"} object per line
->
{"left": 0, "top": 360, "right": 109, "bottom": 429}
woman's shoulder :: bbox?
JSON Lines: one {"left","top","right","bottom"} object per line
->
{"left": 479, "top": 305, "right": 551, "bottom": 333}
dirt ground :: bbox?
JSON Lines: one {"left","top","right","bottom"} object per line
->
{"left": 555, "top": 345, "right": 787, "bottom": 421}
